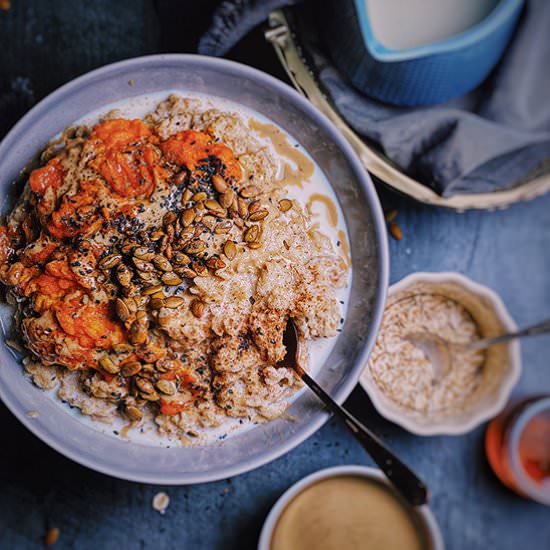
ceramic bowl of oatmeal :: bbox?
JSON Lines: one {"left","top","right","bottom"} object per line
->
{"left": 0, "top": 55, "right": 388, "bottom": 483}
{"left": 360, "top": 272, "right": 521, "bottom": 435}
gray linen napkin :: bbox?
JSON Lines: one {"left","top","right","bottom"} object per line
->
{"left": 199, "top": 0, "right": 550, "bottom": 197}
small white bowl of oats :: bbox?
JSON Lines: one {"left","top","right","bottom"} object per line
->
{"left": 360, "top": 272, "right": 521, "bottom": 435}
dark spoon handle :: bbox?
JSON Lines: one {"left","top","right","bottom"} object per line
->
{"left": 300, "top": 371, "right": 430, "bottom": 507}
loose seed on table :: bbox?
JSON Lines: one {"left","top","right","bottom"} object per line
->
{"left": 44, "top": 527, "right": 60, "bottom": 547}
{"left": 389, "top": 222, "right": 403, "bottom": 241}
{"left": 247, "top": 241, "right": 261, "bottom": 250}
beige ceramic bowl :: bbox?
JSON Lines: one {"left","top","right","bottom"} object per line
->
{"left": 360, "top": 272, "right": 522, "bottom": 435}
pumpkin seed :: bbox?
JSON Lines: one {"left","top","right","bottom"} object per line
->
{"left": 247, "top": 241, "right": 262, "bottom": 250}
{"left": 134, "top": 247, "right": 155, "bottom": 261}
{"left": 156, "top": 379, "right": 177, "bottom": 396}
{"left": 192, "top": 191, "right": 207, "bottom": 202}
{"left": 99, "top": 254, "right": 122, "bottom": 269}
{"left": 171, "top": 252, "right": 190, "bottom": 266}
{"left": 244, "top": 224, "right": 259, "bottom": 242}
{"left": 113, "top": 343, "right": 133, "bottom": 354}
{"left": 121, "top": 361, "right": 142, "bottom": 377}
{"left": 163, "top": 211, "right": 177, "bottom": 226}
{"left": 164, "top": 296, "right": 184, "bottom": 308}
{"left": 141, "top": 390, "right": 160, "bottom": 402}
{"left": 162, "top": 272, "right": 183, "bottom": 286}
{"left": 240, "top": 185, "right": 259, "bottom": 198}
{"left": 184, "top": 240, "right": 206, "bottom": 255}
{"left": 142, "top": 283, "right": 163, "bottom": 296}
{"left": 248, "top": 200, "right": 262, "bottom": 214}
{"left": 193, "top": 263, "right": 209, "bottom": 277}
{"left": 389, "top": 222, "right": 403, "bottom": 241}
{"left": 151, "top": 290, "right": 165, "bottom": 300}
{"left": 157, "top": 359, "right": 178, "bottom": 372}
{"left": 212, "top": 174, "right": 228, "bottom": 193}
{"left": 116, "top": 264, "right": 133, "bottom": 287}
{"left": 132, "top": 257, "right": 154, "bottom": 272}
{"left": 181, "top": 267, "right": 198, "bottom": 279}
{"left": 115, "top": 298, "right": 131, "bottom": 322}
{"left": 181, "top": 188, "right": 192, "bottom": 204}
{"left": 181, "top": 208, "right": 195, "bottom": 227}
{"left": 129, "top": 319, "right": 148, "bottom": 345}
{"left": 249, "top": 210, "right": 268, "bottom": 221}
{"left": 136, "top": 377, "right": 155, "bottom": 394}
{"left": 220, "top": 189, "right": 236, "bottom": 208}
{"left": 153, "top": 255, "right": 172, "bottom": 272}
{"left": 206, "top": 258, "right": 226, "bottom": 270}
{"left": 137, "top": 270, "right": 159, "bottom": 283}
{"left": 201, "top": 215, "right": 217, "bottom": 230}
{"left": 278, "top": 199, "right": 293, "bottom": 212}
{"left": 237, "top": 197, "right": 248, "bottom": 218}
{"left": 99, "top": 355, "right": 119, "bottom": 375}
{"left": 150, "top": 297, "right": 165, "bottom": 310}
{"left": 223, "top": 241, "right": 237, "bottom": 260}
{"left": 125, "top": 405, "right": 143, "bottom": 421}
{"left": 191, "top": 299, "right": 205, "bottom": 318}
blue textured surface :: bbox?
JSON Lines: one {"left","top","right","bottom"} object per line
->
{"left": 1, "top": 1, "right": 549, "bottom": 549}
{"left": 322, "top": 0, "right": 523, "bottom": 105}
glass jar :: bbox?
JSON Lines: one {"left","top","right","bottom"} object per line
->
{"left": 486, "top": 395, "right": 550, "bottom": 506}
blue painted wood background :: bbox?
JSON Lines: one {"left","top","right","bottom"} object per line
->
{"left": 0, "top": 1, "right": 549, "bottom": 548}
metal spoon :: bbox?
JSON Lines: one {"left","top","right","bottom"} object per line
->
{"left": 406, "top": 317, "right": 550, "bottom": 382}
{"left": 281, "top": 319, "right": 430, "bottom": 507}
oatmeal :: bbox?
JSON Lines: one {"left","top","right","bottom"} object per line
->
{"left": 367, "top": 293, "right": 485, "bottom": 414}
{"left": 0, "top": 94, "right": 349, "bottom": 442}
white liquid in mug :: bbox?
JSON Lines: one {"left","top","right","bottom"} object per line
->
{"left": 365, "top": 0, "right": 499, "bottom": 50}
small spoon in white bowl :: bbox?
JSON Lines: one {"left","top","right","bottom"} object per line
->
{"left": 406, "top": 318, "right": 550, "bottom": 382}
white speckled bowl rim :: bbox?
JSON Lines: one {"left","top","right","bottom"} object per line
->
{"left": 0, "top": 54, "right": 389, "bottom": 484}
{"left": 359, "top": 272, "right": 522, "bottom": 436}
{"left": 257, "top": 465, "right": 445, "bottom": 550}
